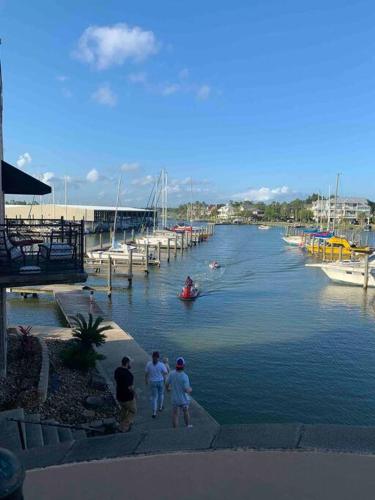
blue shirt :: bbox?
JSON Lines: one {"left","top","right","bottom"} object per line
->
{"left": 166, "top": 370, "right": 191, "bottom": 406}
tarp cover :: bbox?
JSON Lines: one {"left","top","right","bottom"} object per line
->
{"left": 1, "top": 160, "right": 51, "bottom": 195}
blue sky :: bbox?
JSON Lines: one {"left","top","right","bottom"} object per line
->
{"left": 1, "top": 0, "right": 374, "bottom": 206}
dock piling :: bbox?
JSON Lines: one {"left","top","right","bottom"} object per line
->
{"left": 157, "top": 241, "right": 161, "bottom": 267}
{"left": 364, "top": 254, "right": 369, "bottom": 289}
{"left": 128, "top": 248, "right": 133, "bottom": 286}
{"left": 107, "top": 257, "right": 112, "bottom": 298}
{"left": 167, "top": 238, "right": 171, "bottom": 262}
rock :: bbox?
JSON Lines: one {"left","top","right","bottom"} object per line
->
{"left": 83, "top": 395, "right": 112, "bottom": 409}
{"left": 89, "top": 373, "right": 107, "bottom": 391}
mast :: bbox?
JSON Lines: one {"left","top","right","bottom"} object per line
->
{"left": 327, "top": 185, "right": 331, "bottom": 232}
{"left": 112, "top": 174, "right": 122, "bottom": 247}
{"left": 317, "top": 192, "right": 320, "bottom": 228}
{"left": 332, "top": 173, "right": 340, "bottom": 233}
{"left": 165, "top": 170, "right": 168, "bottom": 228}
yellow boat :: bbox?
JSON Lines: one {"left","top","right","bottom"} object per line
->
{"left": 306, "top": 236, "right": 370, "bottom": 258}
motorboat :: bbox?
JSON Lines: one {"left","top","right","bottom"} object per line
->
{"left": 172, "top": 223, "right": 193, "bottom": 233}
{"left": 306, "top": 236, "right": 372, "bottom": 259}
{"left": 86, "top": 242, "right": 156, "bottom": 264}
{"left": 258, "top": 225, "right": 270, "bottom": 230}
{"left": 306, "top": 253, "right": 375, "bottom": 287}
{"left": 209, "top": 261, "right": 220, "bottom": 269}
{"left": 282, "top": 235, "right": 303, "bottom": 246}
{"left": 178, "top": 285, "right": 200, "bottom": 301}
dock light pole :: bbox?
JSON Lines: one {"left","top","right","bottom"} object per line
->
{"left": 0, "top": 49, "right": 7, "bottom": 377}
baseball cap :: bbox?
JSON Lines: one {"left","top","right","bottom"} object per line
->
{"left": 176, "top": 356, "right": 185, "bottom": 368}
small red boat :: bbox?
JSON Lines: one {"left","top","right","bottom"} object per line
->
{"left": 172, "top": 223, "right": 193, "bottom": 233}
{"left": 178, "top": 286, "right": 200, "bottom": 301}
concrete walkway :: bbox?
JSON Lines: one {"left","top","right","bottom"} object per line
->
{"left": 24, "top": 449, "right": 375, "bottom": 500}
{"left": 32, "top": 289, "right": 219, "bottom": 434}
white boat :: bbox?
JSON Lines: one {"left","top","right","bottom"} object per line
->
{"left": 135, "top": 233, "right": 184, "bottom": 249}
{"left": 306, "top": 254, "right": 375, "bottom": 287}
{"left": 87, "top": 243, "right": 154, "bottom": 264}
{"left": 258, "top": 225, "right": 270, "bottom": 230}
{"left": 282, "top": 235, "right": 303, "bottom": 246}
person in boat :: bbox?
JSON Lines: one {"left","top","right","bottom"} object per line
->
{"left": 185, "top": 276, "right": 193, "bottom": 289}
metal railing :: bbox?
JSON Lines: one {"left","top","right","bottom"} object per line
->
{"left": 0, "top": 218, "right": 85, "bottom": 276}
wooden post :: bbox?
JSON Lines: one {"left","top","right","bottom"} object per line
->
{"left": 311, "top": 237, "right": 315, "bottom": 255}
{"left": 323, "top": 240, "right": 327, "bottom": 261}
{"left": 317, "top": 238, "right": 321, "bottom": 258}
{"left": 99, "top": 232, "right": 103, "bottom": 249}
{"left": 174, "top": 234, "right": 178, "bottom": 257}
{"left": 167, "top": 238, "right": 171, "bottom": 262}
{"left": 123, "top": 230, "right": 126, "bottom": 242}
{"left": 339, "top": 246, "right": 343, "bottom": 262}
{"left": 157, "top": 241, "right": 161, "bottom": 267}
{"left": 181, "top": 232, "right": 184, "bottom": 255}
{"left": 330, "top": 244, "right": 334, "bottom": 261}
{"left": 131, "top": 229, "right": 135, "bottom": 241}
{"left": 107, "top": 257, "right": 112, "bottom": 298}
{"left": 128, "top": 248, "right": 133, "bottom": 286}
{"left": 144, "top": 243, "right": 149, "bottom": 273}
{"left": 364, "top": 254, "right": 369, "bottom": 289}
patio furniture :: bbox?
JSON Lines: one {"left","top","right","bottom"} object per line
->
{"left": 38, "top": 230, "right": 77, "bottom": 268}
{"left": 0, "top": 229, "right": 25, "bottom": 269}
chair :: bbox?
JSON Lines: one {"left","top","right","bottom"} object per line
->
{"left": 0, "top": 229, "right": 25, "bottom": 269}
{"left": 38, "top": 230, "right": 77, "bottom": 268}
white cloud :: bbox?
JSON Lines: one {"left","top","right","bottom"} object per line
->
{"left": 86, "top": 168, "right": 99, "bottom": 182}
{"left": 132, "top": 175, "right": 155, "bottom": 186}
{"left": 91, "top": 84, "right": 117, "bottom": 107}
{"left": 16, "top": 152, "right": 32, "bottom": 168}
{"left": 56, "top": 75, "right": 69, "bottom": 82}
{"left": 121, "top": 163, "right": 139, "bottom": 173}
{"left": 196, "top": 84, "right": 211, "bottom": 100}
{"left": 233, "top": 186, "right": 291, "bottom": 202}
{"left": 161, "top": 83, "right": 180, "bottom": 96}
{"left": 73, "top": 23, "right": 159, "bottom": 70}
{"left": 40, "top": 172, "right": 55, "bottom": 184}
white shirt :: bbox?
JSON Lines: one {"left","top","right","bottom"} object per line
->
{"left": 145, "top": 361, "right": 168, "bottom": 382}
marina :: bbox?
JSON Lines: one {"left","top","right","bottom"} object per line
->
{"left": 7, "top": 225, "right": 375, "bottom": 426}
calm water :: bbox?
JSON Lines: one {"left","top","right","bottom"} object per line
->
{"left": 8, "top": 226, "right": 375, "bottom": 425}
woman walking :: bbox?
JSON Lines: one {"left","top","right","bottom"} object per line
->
{"left": 145, "top": 351, "right": 168, "bottom": 418}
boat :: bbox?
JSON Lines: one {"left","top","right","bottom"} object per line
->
{"left": 282, "top": 235, "right": 304, "bottom": 246}
{"left": 258, "top": 225, "right": 270, "bottom": 230}
{"left": 86, "top": 242, "right": 156, "bottom": 264}
{"left": 209, "top": 261, "right": 220, "bottom": 269}
{"left": 306, "top": 253, "right": 375, "bottom": 287}
{"left": 178, "top": 285, "right": 200, "bottom": 301}
{"left": 171, "top": 223, "right": 193, "bottom": 233}
{"left": 306, "top": 236, "right": 371, "bottom": 259}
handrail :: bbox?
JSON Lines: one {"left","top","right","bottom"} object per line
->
{"left": 7, "top": 417, "right": 105, "bottom": 434}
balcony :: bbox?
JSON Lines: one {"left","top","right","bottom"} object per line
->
{"left": 0, "top": 219, "right": 87, "bottom": 287}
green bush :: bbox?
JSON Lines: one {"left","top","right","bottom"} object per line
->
{"left": 60, "top": 343, "right": 105, "bottom": 371}
{"left": 70, "top": 313, "right": 112, "bottom": 349}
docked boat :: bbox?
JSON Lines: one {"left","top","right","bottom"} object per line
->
{"left": 172, "top": 223, "right": 193, "bottom": 233}
{"left": 306, "top": 253, "right": 375, "bottom": 287}
{"left": 258, "top": 225, "right": 270, "bottom": 230}
{"left": 306, "top": 236, "right": 371, "bottom": 259}
{"left": 282, "top": 235, "right": 304, "bottom": 246}
{"left": 86, "top": 242, "right": 155, "bottom": 264}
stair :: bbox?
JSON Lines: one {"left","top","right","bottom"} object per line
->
{"left": 25, "top": 413, "right": 44, "bottom": 449}
{"left": 57, "top": 426, "right": 74, "bottom": 443}
{"left": 0, "top": 408, "right": 26, "bottom": 452}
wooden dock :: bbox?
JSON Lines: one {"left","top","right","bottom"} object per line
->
{"left": 54, "top": 290, "right": 108, "bottom": 324}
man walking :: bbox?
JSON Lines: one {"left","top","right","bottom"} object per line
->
{"left": 145, "top": 351, "right": 168, "bottom": 418}
{"left": 166, "top": 357, "right": 193, "bottom": 428}
{"left": 114, "top": 356, "right": 136, "bottom": 432}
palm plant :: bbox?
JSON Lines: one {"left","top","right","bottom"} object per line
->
{"left": 70, "top": 313, "right": 112, "bottom": 350}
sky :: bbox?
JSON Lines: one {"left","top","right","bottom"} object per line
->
{"left": 0, "top": 0, "right": 374, "bottom": 207}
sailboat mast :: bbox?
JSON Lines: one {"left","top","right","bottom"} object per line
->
{"left": 327, "top": 185, "right": 331, "bottom": 232}
{"left": 332, "top": 173, "right": 340, "bottom": 233}
{"left": 112, "top": 174, "right": 122, "bottom": 247}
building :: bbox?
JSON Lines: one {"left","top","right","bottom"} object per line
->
{"left": 5, "top": 204, "right": 155, "bottom": 232}
{"left": 312, "top": 197, "right": 371, "bottom": 224}
{"left": 217, "top": 203, "right": 235, "bottom": 221}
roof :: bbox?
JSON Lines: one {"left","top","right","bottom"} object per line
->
{"left": 53, "top": 204, "right": 153, "bottom": 212}
{"left": 2, "top": 161, "right": 51, "bottom": 195}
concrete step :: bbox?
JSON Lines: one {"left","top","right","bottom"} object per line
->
{"left": 25, "top": 414, "right": 44, "bottom": 449}
{"left": 57, "top": 426, "right": 74, "bottom": 443}
{"left": 0, "top": 408, "right": 26, "bottom": 451}
{"left": 41, "top": 420, "right": 60, "bottom": 446}
{"left": 72, "top": 429, "right": 87, "bottom": 440}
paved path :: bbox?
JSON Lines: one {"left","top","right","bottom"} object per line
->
{"left": 34, "top": 289, "right": 219, "bottom": 433}
{"left": 24, "top": 449, "right": 375, "bottom": 500}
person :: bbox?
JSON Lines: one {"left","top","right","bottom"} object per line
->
{"left": 184, "top": 276, "right": 193, "bottom": 289}
{"left": 163, "top": 356, "right": 170, "bottom": 374}
{"left": 166, "top": 356, "right": 193, "bottom": 428}
{"left": 145, "top": 351, "right": 168, "bottom": 418}
{"left": 114, "top": 356, "right": 136, "bottom": 432}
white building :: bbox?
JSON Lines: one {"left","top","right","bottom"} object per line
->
{"left": 312, "top": 197, "right": 370, "bottom": 223}
{"left": 217, "top": 203, "right": 235, "bottom": 220}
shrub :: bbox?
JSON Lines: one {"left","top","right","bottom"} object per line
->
{"left": 18, "top": 325, "right": 33, "bottom": 356}
{"left": 60, "top": 343, "right": 105, "bottom": 371}
{"left": 69, "top": 313, "right": 112, "bottom": 349}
